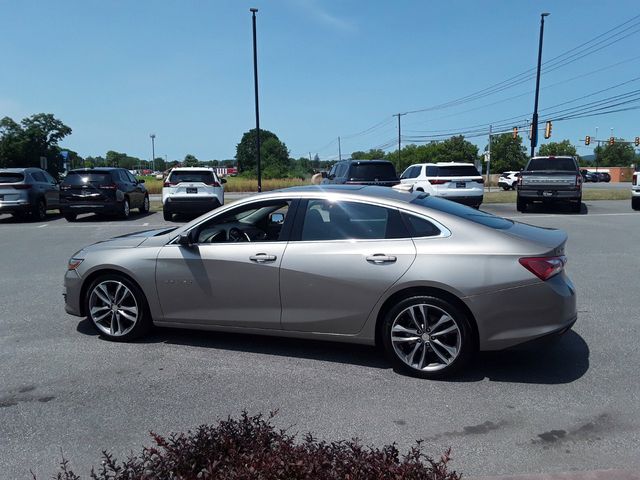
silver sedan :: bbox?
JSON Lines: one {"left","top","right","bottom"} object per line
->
{"left": 64, "top": 185, "right": 577, "bottom": 378}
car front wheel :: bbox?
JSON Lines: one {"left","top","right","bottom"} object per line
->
{"left": 85, "top": 274, "right": 151, "bottom": 341}
{"left": 381, "top": 295, "right": 474, "bottom": 379}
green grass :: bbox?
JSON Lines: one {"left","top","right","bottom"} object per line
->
{"left": 139, "top": 175, "right": 309, "bottom": 194}
{"left": 483, "top": 188, "right": 631, "bottom": 203}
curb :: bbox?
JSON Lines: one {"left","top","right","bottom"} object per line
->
{"left": 471, "top": 470, "right": 640, "bottom": 480}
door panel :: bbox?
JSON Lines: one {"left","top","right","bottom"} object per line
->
{"left": 155, "top": 242, "right": 286, "bottom": 328}
{"left": 280, "top": 239, "right": 416, "bottom": 334}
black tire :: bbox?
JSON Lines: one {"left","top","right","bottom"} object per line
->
{"left": 84, "top": 273, "right": 151, "bottom": 342}
{"left": 516, "top": 197, "right": 527, "bottom": 212}
{"left": 571, "top": 200, "right": 582, "bottom": 213}
{"left": 380, "top": 295, "right": 475, "bottom": 379}
{"left": 632, "top": 197, "right": 640, "bottom": 211}
{"left": 63, "top": 213, "right": 77, "bottom": 222}
{"left": 139, "top": 195, "right": 150, "bottom": 213}
{"left": 119, "top": 198, "right": 130, "bottom": 219}
{"left": 32, "top": 198, "right": 47, "bottom": 221}
{"left": 163, "top": 209, "right": 172, "bottom": 221}
{"left": 502, "top": 186, "right": 510, "bottom": 191}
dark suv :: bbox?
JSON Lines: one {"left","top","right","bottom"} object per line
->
{"left": 60, "top": 168, "right": 149, "bottom": 221}
{"left": 0, "top": 168, "right": 60, "bottom": 220}
{"left": 322, "top": 160, "right": 399, "bottom": 187}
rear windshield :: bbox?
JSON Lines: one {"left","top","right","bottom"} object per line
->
{"left": 348, "top": 163, "right": 396, "bottom": 180}
{"left": 432, "top": 165, "right": 480, "bottom": 177}
{"left": 63, "top": 172, "right": 112, "bottom": 185}
{"left": 411, "top": 195, "right": 513, "bottom": 230}
{"left": 0, "top": 172, "right": 24, "bottom": 183}
{"left": 169, "top": 171, "right": 215, "bottom": 183}
{"left": 527, "top": 158, "right": 577, "bottom": 171}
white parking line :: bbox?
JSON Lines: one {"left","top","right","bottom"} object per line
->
{"left": 37, "top": 224, "right": 48, "bottom": 228}
{"left": 507, "top": 212, "right": 639, "bottom": 219}
{"left": 143, "top": 222, "right": 149, "bottom": 226}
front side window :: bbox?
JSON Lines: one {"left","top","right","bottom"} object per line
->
{"left": 194, "top": 199, "right": 292, "bottom": 243}
{"left": 300, "top": 200, "right": 408, "bottom": 241}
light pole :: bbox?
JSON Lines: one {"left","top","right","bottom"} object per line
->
{"left": 150, "top": 133, "right": 156, "bottom": 172}
{"left": 250, "top": 8, "right": 262, "bottom": 192}
{"left": 530, "top": 12, "right": 550, "bottom": 158}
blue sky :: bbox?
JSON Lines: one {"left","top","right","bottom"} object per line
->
{"left": 1, "top": 0, "right": 639, "bottom": 162}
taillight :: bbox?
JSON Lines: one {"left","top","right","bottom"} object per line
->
{"left": 163, "top": 182, "right": 176, "bottom": 187}
{"left": 430, "top": 179, "right": 449, "bottom": 185}
{"left": 99, "top": 184, "right": 117, "bottom": 190}
{"left": 519, "top": 256, "right": 567, "bottom": 281}
{"left": 517, "top": 176, "right": 523, "bottom": 186}
{"left": 576, "top": 175, "right": 583, "bottom": 189}
{"left": 633, "top": 173, "right": 638, "bottom": 186}
{"left": 12, "top": 184, "right": 32, "bottom": 190}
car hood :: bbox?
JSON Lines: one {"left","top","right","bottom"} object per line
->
{"left": 83, "top": 227, "right": 177, "bottom": 251}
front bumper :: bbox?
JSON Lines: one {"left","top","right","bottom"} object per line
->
{"left": 466, "top": 272, "right": 577, "bottom": 351}
{"left": 64, "top": 269, "right": 83, "bottom": 316}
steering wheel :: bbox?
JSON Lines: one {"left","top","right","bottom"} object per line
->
{"left": 228, "top": 227, "right": 251, "bottom": 242}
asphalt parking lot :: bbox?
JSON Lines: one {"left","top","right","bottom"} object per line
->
{"left": 1, "top": 200, "right": 639, "bottom": 479}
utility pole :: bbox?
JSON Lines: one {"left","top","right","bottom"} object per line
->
{"left": 487, "top": 125, "right": 492, "bottom": 193}
{"left": 250, "top": 8, "right": 262, "bottom": 192}
{"left": 530, "top": 12, "right": 550, "bottom": 158}
{"left": 338, "top": 136, "right": 342, "bottom": 161}
{"left": 150, "top": 133, "right": 156, "bottom": 171}
{"left": 393, "top": 113, "right": 406, "bottom": 171}
{"left": 595, "top": 126, "right": 599, "bottom": 173}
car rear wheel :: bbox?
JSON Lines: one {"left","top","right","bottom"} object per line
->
{"left": 516, "top": 197, "right": 527, "bottom": 212}
{"left": 139, "top": 195, "right": 150, "bottom": 213}
{"left": 163, "top": 209, "right": 172, "bottom": 221}
{"left": 571, "top": 200, "right": 582, "bottom": 213}
{"left": 381, "top": 295, "right": 474, "bottom": 379}
{"left": 85, "top": 274, "right": 151, "bottom": 341}
{"left": 120, "top": 198, "right": 130, "bottom": 219}
{"left": 632, "top": 197, "right": 640, "bottom": 211}
{"left": 32, "top": 199, "right": 46, "bottom": 221}
{"left": 64, "top": 213, "right": 77, "bottom": 222}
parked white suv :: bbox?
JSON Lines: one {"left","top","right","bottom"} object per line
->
{"left": 399, "top": 162, "right": 483, "bottom": 208}
{"left": 162, "top": 167, "right": 225, "bottom": 221}
{"left": 632, "top": 171, "right": 639, "bottom": 211}
{"left": 498, "top": 171, "right": 521, "bottom": 190}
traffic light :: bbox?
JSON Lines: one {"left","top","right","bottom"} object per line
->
{"left": 635, "top": 136, "right": 639, "bottom": 146}
{"left": 585, "top": 135, "right": 591, "bottom": 146}
{"left": 609, "top": 137, "right": 615, "bottom": 146}
{"left": 512, "top": 127, "right": 518, "bottom": 139}
{"left": 544, "top": 121, "right": 552, "bottom": 139}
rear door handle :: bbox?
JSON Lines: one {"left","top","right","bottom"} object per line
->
{"left": 249, "top": 253, "right": 277, "bottom": 263}
{"left": 366, "top": 254, "right": 397, "bottom": 264}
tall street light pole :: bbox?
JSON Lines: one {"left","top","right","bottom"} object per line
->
{"left": 530, "top": 12, "right": 550, "bottom": 158}
{"left": 250, "top": 8, "right": 262, "bottom": 193}
{"left": 150, "top": 134, "right": 156, "bottom": 172}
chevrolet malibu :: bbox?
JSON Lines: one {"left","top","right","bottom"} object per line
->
{"left": 64, "top": 185, "right": 577, "bottom": 378}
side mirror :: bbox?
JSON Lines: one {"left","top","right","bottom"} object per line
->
{"left": 269, "top": 212, "right": 285, "bottom": 224}
{"left": 321, "top": 171, "right": 328, "bottom": 179}
{"left": 138, "top": 179, "right": 145, "bottom": 184}
{"left": 221, "top": 178, "right": 227, "bottom": 184}
{"left": 177, "top": 231, "right": 196, "bottom": 247}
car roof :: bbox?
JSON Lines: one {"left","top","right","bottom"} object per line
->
{"left": 272, "top": 185, "right": 425, "bottom": 206}
{"left": 169, "top": 167, "right": 215, "bottom": 171}
{"left": 404, "top": 162, "right": 476, "bottom": 167}
{"left": 336, "top": 159, "right": 392, "bottom": 164}
{"left": 69, "top": 167, "right": 119, "bottom": 172}
{"left": 0, "top": 167, "right": 31, "bottom": 173}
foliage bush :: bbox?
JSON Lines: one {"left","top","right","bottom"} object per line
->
{"left": 40, "top": 412, "right": 461, "bottom": 480}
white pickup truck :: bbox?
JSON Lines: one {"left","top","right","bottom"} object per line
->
{"left": 632, "top": 171, "right": 639, "bottom": 210}
{"left": 516, "top": 156, "right": 582, "bottom": 213}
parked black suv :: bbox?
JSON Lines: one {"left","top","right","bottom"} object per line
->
{"left": 0, "top": 167, "right": 60, "bottom": 220}
{"left": 322, "top": 160, "right": 399, "bottom": 187}
{"left": 60, "top": 168, "right": 149, "bottom": 221}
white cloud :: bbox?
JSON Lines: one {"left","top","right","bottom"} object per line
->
{"left": 295, "top": 0, "right": 355, "bottom": 32}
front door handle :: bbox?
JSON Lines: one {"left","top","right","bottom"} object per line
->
{"left": 249, "top": 253, "right": 277, "bottom": 263}
{"left": 366, "top": 254, "right": 397, "bottom": 264}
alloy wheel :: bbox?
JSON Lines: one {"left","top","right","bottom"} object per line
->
{"left": 88, "top": 280, "right": 139, "bottom": 337}
{"left": 390, "top": 303, "right": 461, "bottom": 372}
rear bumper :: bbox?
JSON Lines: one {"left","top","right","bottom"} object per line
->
{"left": 632, "top": 188, "right": 640, "bottom": 197}
{"left": 163, "top": 196, "right": 221, "bottom": 214}
{"left": 60, "top": 201, "right": 120, "bottom": 214}
{"left": 498, "top": 181, "right": 512, "bottom": 188}
{"left": 467, "top": 272, "right": 577, "bottom": 351}
{"left": 436, "top": 194, "right": 483, "bottom": 206}
{"left": 0, "top": 201, "right": 33, "bottom": 213}
{"left": 517, "top": 189, "right": 581, "bottom": 201}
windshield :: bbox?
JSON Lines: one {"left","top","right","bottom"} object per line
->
{"left": 348, "top": 163, "right": 397, "bottom": 180}
{"left": 527, "top": 158, "right": 577, "bottom": 171}
{"left": 411, "top": 195, "right": 513, "bottom": 230}
{"left": 169, "top": 171, "right": 215, "bottom": 183}
{"left": 0, "top": 172, "right": 24, "bottom": 183}
{"left": 63, "top": 172, "right": 112, "bottom": 185}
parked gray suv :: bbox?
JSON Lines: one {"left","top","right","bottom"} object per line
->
{"left": 0, "top": 168, "right": 60, "bottom": 220}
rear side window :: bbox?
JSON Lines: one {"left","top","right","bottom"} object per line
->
{"left": 527, "top": 158, "right": 577, "bottom": 171}
{"left": 348, "top": 162, "right": 396, "bottom": 180}
{"left": 430, "top": 165, "right": 480, "bottom": 177}
{"left": 63, "top": 172, "right": 113, "bottom": 185}
{"left": 411, "top": 196, "right": 513, "bottom": 230}
{"left": 31, "top": 171, "right": 47, "bottom": 182}
{"left": 0, "top": 173, "right": 25, "bottom": 183}
{"left": 169, "top": 170, "right": 215, "bottom": 184}
{"left": 401, "top": 166, "right": 421, "bottom": 179}
{"left": 402, "top": 213, "right": 441, "bottom": 237}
